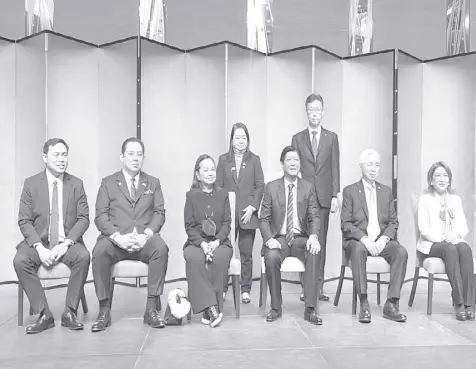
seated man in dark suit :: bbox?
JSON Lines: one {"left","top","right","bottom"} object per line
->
{"left": 259, "top": 146, "right": 322, "bottom": 325}
{"left": 13, "top": 138, "right": 90, "bottom": 334}
{"left": 91, "top": 137, "right": 169, "bottom": 332}
{"left": 341, "top": 149, "right": 408, "bottom": 324}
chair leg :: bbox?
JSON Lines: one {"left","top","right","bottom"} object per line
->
{"left": 333, "top": 265, "right": 346, "bottom": 307}
{"left": 231, "top": 275, "right": 240, "bottom": 319}
{"left": 351, "top": 280, "right": 357, "bottom": 316}
{"left": 187, "top": 309, "right": 192, "bottom": 322}
{"left": 80, "top": 287, "right": 88, "bottom": 314}
{"left": 29, "top": 305, "right": 33, "bottom": 316}
{"left": 427, "top": 273, "right": 434, "bottom": 316}
{"left": 259, "top": 273, "right": 267, "bottom": 310}
{"left": 376, "top": 274, "right": 381, "bottom": 306}
{"left": 136, "top": 277, "right": 140, "bottom": 288}
{"left": 408, "top": 266, "right": 420, "bottom": 307}
{"left": 18, "top": 283, "right": 24, "bottom": 326}
{"left": 110, "top": 277, "right": 116, "bottom": 308}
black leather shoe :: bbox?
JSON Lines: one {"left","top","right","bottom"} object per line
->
{"left": 359, "top": 301, "right": 371, "bottom": 323}
{"left": 144, "top": 309, "right": 166, "bottom": 328}
{"left": 26, "top": 314, "right": 55, "bottom": 334}
{"left": 465, "top": 308, "right": 475, "bottom": 321}
{"left": 304, "top": 308, "right": 322, "bottom": 325}
{"left": 91, "top": 311, "right": 111, "bottom": 332}
{"left": 61, "top": 310, "right": 83, "bottom": 330}
{"left": 319, "top": 293, "right": 330, "bottom": 302}
{"left": 266, "top": 308, "right": 282, "bottom": 322}
{"left": 383, "top": 300, "right": 407, "bottom": 323}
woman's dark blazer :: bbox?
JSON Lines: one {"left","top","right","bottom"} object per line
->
{"left": 216, "top": 150, "right": 264, "bottom": 230}
{"left": 183, "top": 188, "right": 232, "bottom": 249}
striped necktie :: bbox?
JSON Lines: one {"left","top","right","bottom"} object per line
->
{"left": 286, "top": 184, "right": 294, "bottom": 246}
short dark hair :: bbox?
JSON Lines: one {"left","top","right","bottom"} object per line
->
{"left": 191, "top": 154, "right": 219, "bottom": 190}
{"left": 121, "top": 137, "right": 145, "bottom": 154}
{"left": 280, "top": 146, "right": 299, "bottom": 163}
{"left": 305, "top": 93, "right": 324, "bottom": 108}
{"left": 43, "top": 138, "right": 69, "bottom": 154}
{"left": 426, "top": 161, "right": 454, "bottom": 194}
{"left": 229, "top": 122, "right": 250, "bottom": 153}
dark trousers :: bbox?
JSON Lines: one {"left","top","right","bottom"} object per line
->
{"left": 318, "top": 207, "right": 330, "bottom": 282}
{"left": 346, "top": 240, "right": 408, "bottom": 299}
{"left": 264, "top": 235, "right": 321, "bottom": 310}
{"left": 13, "top": 241, "right": 90, "bottom": 314}
{"left": 224, "top": 227, "right": 256, "bottom": 294}
{"left": 428, "top": 242, "right": 474, "bottom": 306}
{"left": 91, "top": 234, "right": 168, "bottom": 303}
{"left": 184, "top": 244, "right": 233, "bottom": 314}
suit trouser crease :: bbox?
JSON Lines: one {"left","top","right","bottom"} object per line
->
{"left": 185, "top": 244, "right": 233, "bottom": 314}
{"left": 346, "top": 240, "right": 407, "bottom": 299}
{"left": 14, "top": 242, "right": 90, "bottom": 314}
{"left": 264, "top": 236, "right": 321, "bottom": 310}
{"left": 238, "top": 228, "right": 256, "bottom": 293}
{"left": 428, "top": 242, "right": 474, "bottom": 306}
{"left": 318, "top": 207, "right": 330, "bottom": 281}
{"left": 91, "top": 235, "right": 168, "bottom": 302}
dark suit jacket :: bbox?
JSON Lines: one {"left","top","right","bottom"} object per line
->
{"left": 216, "top": 150, "right": 264, "bottom": 230}
{"left": 184, "top": 188, "right": 231, "bottom": 248}
{"left": 341, "top": 180, "right": 398, "bottom": 249}
{"left": 259, "top": 177, "right": 320, "bottom": 245}
{"left": 17, "top": 171, "right": 89, "bottom": 247}
{"left": 291, "top": 127, "right": 340, "bottom": 208}
{"left": 95, "top": 171, "right": 165, "bottom": 237}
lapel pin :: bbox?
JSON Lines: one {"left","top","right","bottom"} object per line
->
{"left": 118, "top": 182, "right": 122, "bottom": 186}
{"left": 231, "top": 167, "right": 236, "bottom": 171}
{"left": 142, "top": 182, "right": 146, "bottom": 186}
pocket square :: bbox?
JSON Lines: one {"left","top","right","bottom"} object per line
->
{"left": 144, "top": 189, "right": 154, "bottom": 195}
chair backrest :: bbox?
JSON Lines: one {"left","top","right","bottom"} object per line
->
{"left": 229, "top": 192, "right": 237, "bottom": 258}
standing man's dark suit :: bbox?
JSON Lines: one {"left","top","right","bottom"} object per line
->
{"left": 292, "top": 126, "right": 339, "bottom": 298}
{"left": 216, "top": 150, "right": 264, "bottom": 296}
{"left": 14, "top": 171, "right": 90, "bottom": 331}
{"left": 260, "top": 176, "right": 322, "bottom": 324}
{"left": 341, "top": 180, "right": 408, "bottom": 322}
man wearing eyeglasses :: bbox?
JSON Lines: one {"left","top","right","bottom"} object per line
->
{"left": 341, "top": 149, "right": 408, "bottom": 324}
{"left": 291, "top": 93, "right": 340, "bottom": 302}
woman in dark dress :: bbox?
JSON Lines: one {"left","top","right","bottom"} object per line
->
{"left": 184, "top": 154, "right": 233, "bottom": 327}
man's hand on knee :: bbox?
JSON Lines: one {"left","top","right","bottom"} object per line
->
{"left": 266, "top": 238, "right": 281, "bottom": 250}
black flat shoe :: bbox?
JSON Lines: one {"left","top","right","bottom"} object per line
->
{"left": 319, "top": 293, "right": 330, "bottom": 302}
{"left": 266, "top": 308, "right": 282, "bottom": 322}
{"left": 456, "top": 311, "right": 467, "bottom": 321}
{"left": 61, "top": 310, "right": 83, "bottom": 330}
{"left": 383, "top": 301, "right": 407, "bottom": 323}
{"left": 26, "top": 314, "right": 55, "bottom": 334}
{"left": 465, "top": 309, "right": 475, "bottom": 321}
{"left": 304, "top": 308, "right": 322, "bottom": 325}
{"left": 359, "top": 301, "right": 371, "bottom": 323}
{"left": 144, "top": 309, "right": 166, "bottom": 328}
{"left": 91, "top": 311, "right": 111, "bottom": 332}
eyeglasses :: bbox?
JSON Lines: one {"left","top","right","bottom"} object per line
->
{"left": 306, "top": 108, "right": 323, "bottom": 113}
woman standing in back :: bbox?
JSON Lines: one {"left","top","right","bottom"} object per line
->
{"left": 217, "top": 123, "right": 265, "bottom": 304}
{"left": 417, "top": 161, "right": 474, "bottom": 321}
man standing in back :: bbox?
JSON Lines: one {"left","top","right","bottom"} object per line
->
{"left": 291, "top": 93, "right": 340, "bottom": 301}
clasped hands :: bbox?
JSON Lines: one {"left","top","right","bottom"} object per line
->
{"left": 36, "top": 240, "right": 73, "bottom": 268}
{"left": 361, "top": 236, "right": 389, "bottom": 256}
{"left": 266, "top": 235, "right": 321, "bottom": 255}
{"left": 115, "top": 229, "right": 150, "bottom": 253}
{"left": 200, "top": 240, "right": 220, "bottom": 261}
{"left": 442, "top": 231, "right": 460, "bottom": 243}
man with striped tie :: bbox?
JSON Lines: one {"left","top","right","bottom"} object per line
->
{"left": 259, "top": 146, "right": 322, "bottom": 325}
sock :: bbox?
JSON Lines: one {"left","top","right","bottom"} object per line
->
{"left": 387, "top": 297, "right": 398, "bottom": 304}
{"left": 41, "top": 307, "right": 53, "bottom": 319}
{"left": 99, "top": 299, "right": 110, "bottom": 313}
{"left": 359, "top": 294, "right": 368, "bottom": 303}
{"left": 146, "top": 296, "right": 158, "bottom": 311}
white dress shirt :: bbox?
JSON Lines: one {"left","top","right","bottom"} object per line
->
{"left": 417, "top": 192, "right": 468, "bottom": 254}
{"left": 280, "top": 178, "right": 302, "bottom": 235}
{"left": 362, "top": 179, "right": 381, "bottom": 242}
{"left": 122, "top": 169, "right": 139, "bottom": 198}
{"left": 45, "top": 170, "right": 65, "bottom": 243}
{"left": 308, "top": 125, "right": 322, "bottom": 147}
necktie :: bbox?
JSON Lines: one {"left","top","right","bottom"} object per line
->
{"left": 130, "top": 177, "right": 137, "bottom": 201}
{"left": 311, "top": 131, "right": 318, "bottom": 159}
{"left": 286, "top": 184, "right": 294, "bottom": 246}
{"left": 366, "top": 185, "right": 380, "bottom": 242}
{"left": 50, "top": 181, "right": 59, "bottom": 249}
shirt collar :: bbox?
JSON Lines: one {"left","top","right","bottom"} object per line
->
{"left": 45, "top": 169, "right": 64, "bottom": 184}
{"left": 122, "top": 169, "right": 140, "bottom": 183}
{"left": 284, "top": 177, "right": 298, "bottom": 188}
{"left": 308, "top": 125, "right": 322, "bottom": 136}
{"left": 361, "top": 178, "right": 375, "bottom": 191}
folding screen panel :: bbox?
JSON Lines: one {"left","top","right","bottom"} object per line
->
{"left": 55, "top": 0, "right": 140, "bottom": 44}
{"left": 140, "top": 40, "right": 186, "bottom": 280}
{"left": 97, "top": 39, "right": 138, "bottom": 179}
{"left": 45, "top": 34, "right": 99, "bottom": 255}
{"left": 396, "top": 52, "right": 423, "bottom": 272}
{"left": 166, "top": 0, "right": 246, "bottom": 50}
{"left": 341, "top": 52, "right": 394, "bottom": 188}
{"left": 313, "top": 48, "right": 343, "bottom": 279}
{"left": 226, "top": 44, "right": 267, "bottom": 279}
{"left": 421, "top": 55, "right": 476, "bottom": 249}
{"left": 0, "top": 40, "right": 17, "bottom": 282}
